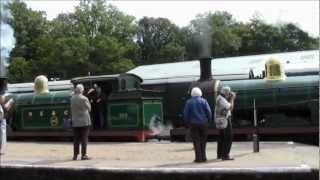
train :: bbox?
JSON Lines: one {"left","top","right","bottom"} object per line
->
{"left": 3, "top": 74, "right": 163, "bottom": 141}
{"left": 138, "top": 58, "right": 318, "bottom": 142}
{"left": 131, "top": 51, "right": 319, "bottom": 142}
{"left": 1, "top": 50, "right": 319, "bottom": 142}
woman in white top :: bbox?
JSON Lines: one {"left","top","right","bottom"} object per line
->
{"left": 0, "top": 95, "right": 14, "bottom": 155}
{"left": 215, "top": 86, "right": 236, "bottom": 160}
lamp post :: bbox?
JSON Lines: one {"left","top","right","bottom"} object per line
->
{"left": 253, "top": 99, "right": 259, "bottom": 152}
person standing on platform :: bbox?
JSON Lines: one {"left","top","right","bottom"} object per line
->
{"left": 214, "top": 86, "right": 236, "bottom": 160}
{"left": 0, "top": 95, "right": 14, "bottom": 155}
{"left": 71, "top": 84, "right": 91, "bottom": 160}
{"left": 183, "top": 87, "right": 212, "bottom": 163}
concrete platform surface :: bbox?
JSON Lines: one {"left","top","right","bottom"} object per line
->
{"left": 0, "top": 141, "right": 318, "bottom": 169}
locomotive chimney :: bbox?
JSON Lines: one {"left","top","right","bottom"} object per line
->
{"left": 199, "top": 57, "right": 212, "bottom": 81}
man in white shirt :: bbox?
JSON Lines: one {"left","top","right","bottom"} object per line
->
{"left": 215, "top": 86, "right": 236, "bottom": 160}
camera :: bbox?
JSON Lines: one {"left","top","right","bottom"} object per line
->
{"left": 229, "top": 91, "right": 236, "bottom": 99}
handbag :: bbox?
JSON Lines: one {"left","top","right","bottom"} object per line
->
{"left": 214, "top": 96, "right": 228, "bottom": 129}
{"left": 63, "top": 118, "right": 72, "bottom": 129}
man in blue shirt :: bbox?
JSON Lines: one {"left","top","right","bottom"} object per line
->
{"left": 183, "top": 87, "right": 212, "bottom": 162}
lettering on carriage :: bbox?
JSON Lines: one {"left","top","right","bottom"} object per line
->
{"left": 119, "top": 113, "right": 128, "bottom": 120}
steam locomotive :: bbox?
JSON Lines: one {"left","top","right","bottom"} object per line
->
{"left": 137, "top": 55, "right": 318, "bottom": 142}
{"left": 3, "top": 74, "right": 163, "bottom": 142}
{"left": 1, "top": 50, "right": 319, "bottom": 142}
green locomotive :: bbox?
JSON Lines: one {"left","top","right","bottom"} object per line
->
{"left": 140, "top": 57, "right": 318, "bottom": 141}
{"left": 3, "top": 51, "right": 319, "bottom": 142}
{"left": 7, "top": 74, "right": 163, "bottom": 142}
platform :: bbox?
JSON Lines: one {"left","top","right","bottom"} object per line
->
{"left": 0, "top": 141, "right": 318, "bottom": 180}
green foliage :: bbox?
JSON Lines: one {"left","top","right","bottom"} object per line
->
{"left": 6, "top": 0, "right": 138, "bottom": 82}
{"left": 7, "top": 57, "right": 33, "bottom": 82}
{"left": 137, "top": 17, "right": 186, "bottom": 64}
{"left": 5, "top": 0, "right": 319, "bottom": 83}
{"left": 6, "top": 0, "right": 48, "bottom": 60}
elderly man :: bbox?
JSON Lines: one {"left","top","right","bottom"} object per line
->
{"left": 215, "top": 86, "right": 236, "bottom": 160}
{"left": 71, "top": 84, "right": 91, "bottom": 160}
{"left": 183, "top": 87, "right": 212, "bottom": 163}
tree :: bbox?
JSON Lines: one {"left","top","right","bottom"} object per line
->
{"left": 186, "top": 11, "right": 241, "bottom": 59}
{"left": 7, "top": 57, "right": 33, "bottom": 82}
{"left": 6, "top": 0, "right": 138, "bottom": 81}
{"left": 5, "top": 0, "right": 48, "bottom": 61}
{"left": 137, "top": 17, "right": 185, "bottom": 64}
{"left": 5, "top": 0, "right": 319, "bottom": 82}
{"left": 88, "top": 35, "right": 135, "bottom": 75}
{"left": 279, "top": 23, "right": 318, "bottom": 51}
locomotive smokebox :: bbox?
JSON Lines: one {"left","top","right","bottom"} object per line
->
{"left": 199, "top": 57, "right": 213, "bottom": 81}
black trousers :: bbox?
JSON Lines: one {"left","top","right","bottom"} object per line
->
{"left": 190, "top": 123, "right": 208, "bottom": 162}
{"left": 73, "top": 126, "right": 90, "bottom": 156}
{"left": 217, "top": 117, "right": 233, "bottom": 158}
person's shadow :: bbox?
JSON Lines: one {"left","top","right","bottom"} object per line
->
{"left": 156, "top": 159, "right": 221, "bottom": 168}
{"left": 156, "top": 152, "right": 252, "bottom": 168}
{"left": 30, "top": 159, "right": 75, "bottom": 165}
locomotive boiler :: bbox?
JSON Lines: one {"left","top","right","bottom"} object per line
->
{"left": 140, "top": 57, "right": 318, "bottom": 142}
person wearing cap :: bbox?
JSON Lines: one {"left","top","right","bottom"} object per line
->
{"left": 71, "top": 84, "right": 91, "bottom": 160}
{"left": 183, "top": 87, "right": 212, "bottom": 163}
{"left": 215, "top": 86, "right": 236, "bottom": 160}
{"left": 87, "top": 84, "right": 106, "bottom": 129}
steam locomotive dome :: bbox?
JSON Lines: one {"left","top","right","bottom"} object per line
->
{"left": 34, "top": 75, "right": 49, "bottom": 94}
{"left": 264, "top": 58, "right": 286, "bottom": 81}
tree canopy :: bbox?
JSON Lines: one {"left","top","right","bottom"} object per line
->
{"left": 4, "top": 0, "right": 319, "bottom": 82}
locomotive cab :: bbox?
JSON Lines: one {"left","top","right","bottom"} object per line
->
{"left": 71, "top": 73, "right": 164, "bottom": 141}
{"left": 71, "top": 74, "right": 138, "bottom": 130}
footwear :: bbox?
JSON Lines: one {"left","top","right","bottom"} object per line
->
{"left": 194, "top": 159, "right": 206, "bottom": 163}
{"left": 222, "top": 156, "right": 234, "bottom": 160}
{"left": 81, "top": 155, "right": 91, "bottom": 160}
{"left": 72, "top": 155, "right": 77, "bottom": 160}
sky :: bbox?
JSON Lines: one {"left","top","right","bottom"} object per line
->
{"left": 24, "top": 0, "right": 319, "bottom": 37}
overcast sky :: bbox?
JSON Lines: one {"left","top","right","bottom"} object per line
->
{"left": 24, "top": 0, "right": 319, "bottom": 37}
